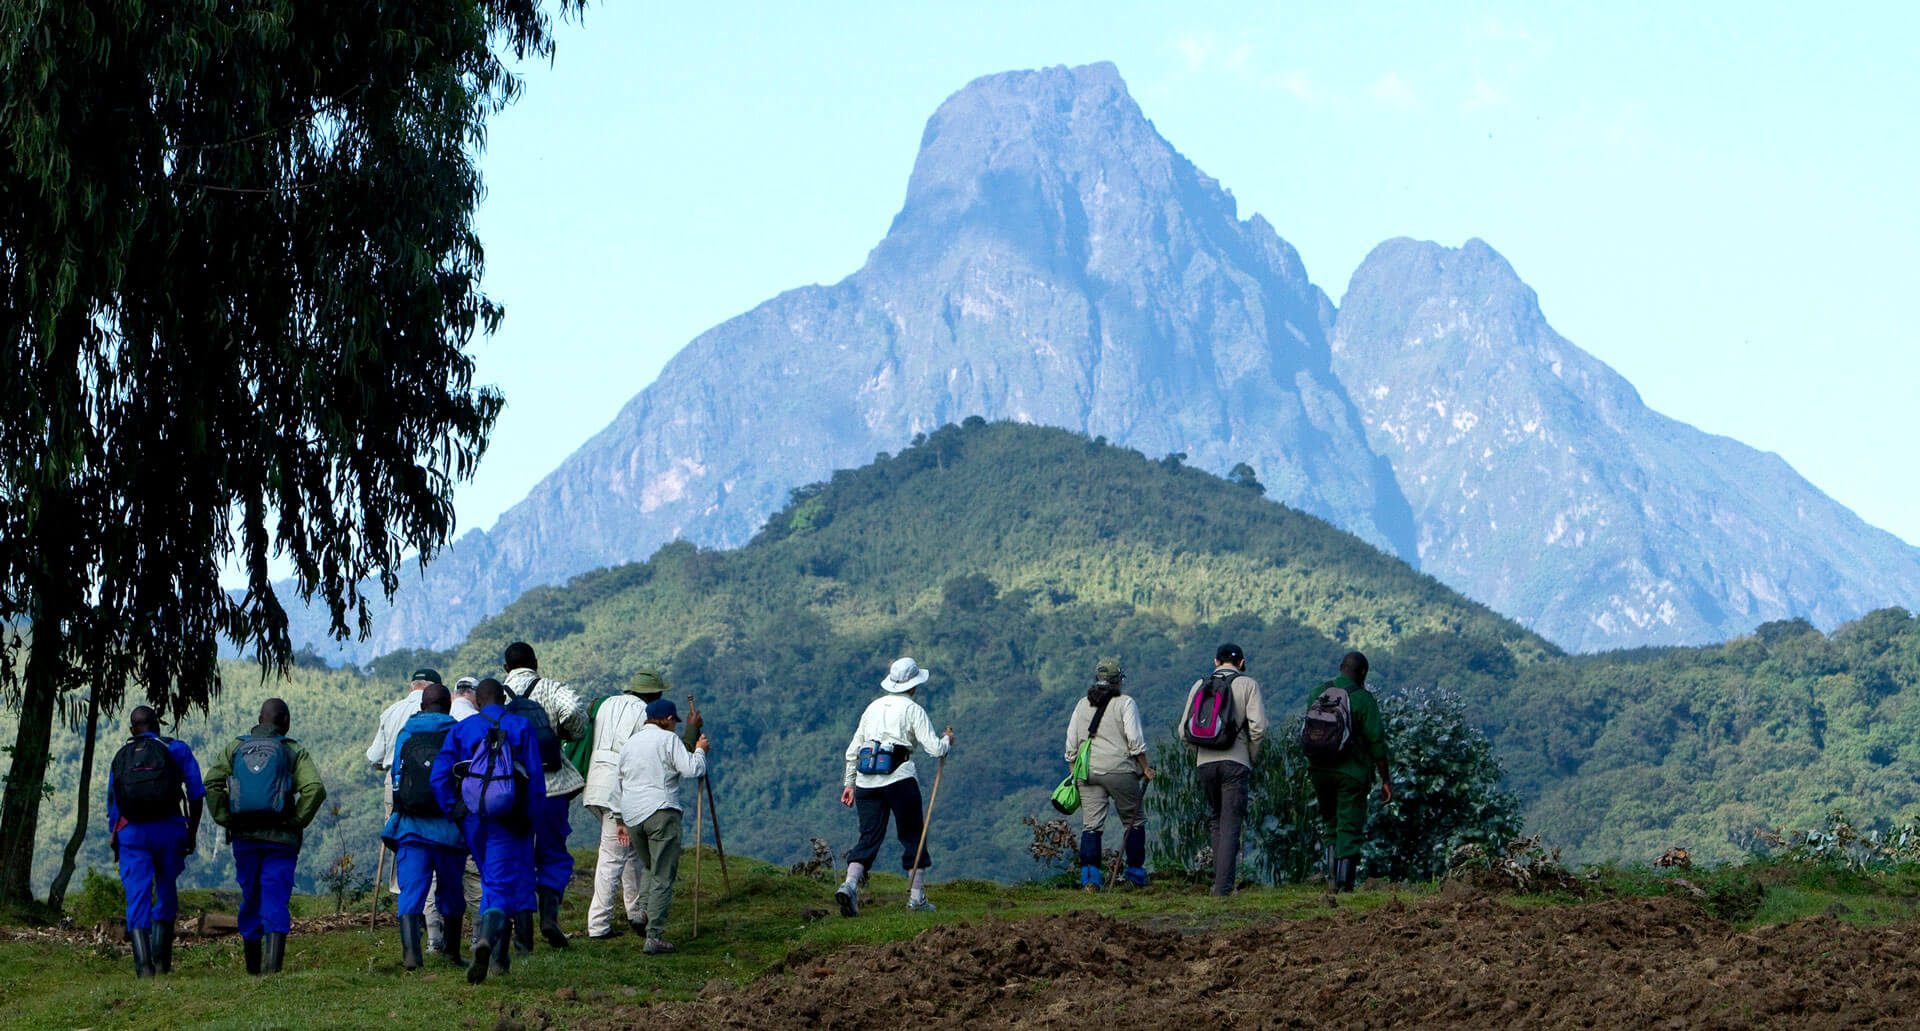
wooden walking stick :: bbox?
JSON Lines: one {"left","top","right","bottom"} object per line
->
{"left": 692, "top": 765, "right": 703, "bottom": 940}
{"left": 910, "top": 730, "right": 953, "bottom": 873}
{"left": 687, "top": 692, "right": 733, "bottom": 894}
{"left": 370, "top": 844, "right": 387, "bottom": 929}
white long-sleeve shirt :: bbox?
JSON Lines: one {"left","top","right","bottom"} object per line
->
{"left": 584, "top": 694, "right": 649, "bottom": 811}
{"left": 365, "top": 690, "right": 423, "bottom": 769}
{"left": 842, "top": 693, "right": 951, "bottom": 789}
{"left": 616, "top": 723, "right": 707, "bottom": 826}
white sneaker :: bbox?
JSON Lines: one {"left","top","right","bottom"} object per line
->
{"left": 906, "top": 896, "right": 936, "bottom": 912}
{"left": 835, "top": 883, "right": 860, "bottom": 917}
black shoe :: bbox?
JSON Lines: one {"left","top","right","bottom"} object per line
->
{"left": 629, "top": 916, "right": 647, "bottom": 938}
{"left": 244, "top": 937, "right": 263, "bottom": 976}
{"left": 129, "top": 925, "right": 155, "bottom": 979}
{"left": 511, "top": 910, "right": 534, "bottom": 955}
{"left": 153, "top": 920, "right": 175, "bottom": 974}
{"left": 263, "top": 932, "right": 286, "bottom": 974}
{"left": 537, "top": 888, "right": 570, "bottom": 949}
{"left": 439, "top": 913, "right": 466, "bottom": 966}
{"left": 398, "top": 914, "right": 424, "bottom": 971}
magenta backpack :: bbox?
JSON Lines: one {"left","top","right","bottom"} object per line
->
{"left": 1182, "top": 670, "right": 1241, "bottom": 750}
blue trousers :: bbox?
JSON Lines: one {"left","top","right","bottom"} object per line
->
{"left": 117, "top": 821, "right": 186, "bottom": 930}
{"left": 396, "top": 841, "right": 467, "bottom": 918}
{"left": 232, "top": 840, "right": 298, "bottom": 940}
{"left": 532, "top": 794, "right": 573, "bottom": 896}
{"left": 463, "top": 815, "right": 535, "bottom": 915}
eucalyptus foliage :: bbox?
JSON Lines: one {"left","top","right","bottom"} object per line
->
{"left": 0, "top": 0, "right": 580, "bottom": 902}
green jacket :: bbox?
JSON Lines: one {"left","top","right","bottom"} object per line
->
{"left": 1307, "top": 676, "right": 1390, "bottom": 783}
{"left": 206, "top": 724, "right": 329, "bottom": 848}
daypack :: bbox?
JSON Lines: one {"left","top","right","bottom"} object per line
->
{"left": 393, "top": 728, "right": 451, "bottom": 817}
{"left": 111, "top": 736, "right": 183, "bottom": 823}
{"left": 457, "top": 714, "right": 526, "bottom": 820}
{"left": 1182, "top": 670, "right": 1241, "bottom": 750}
{"left": 227, "top": 734, "right": 294, "bottom": 826}
{"left": 1300, "top": 682, "right": 1353, "bottom": 760}
{"left": 505, "top": 689, "right": 564, "bottom": 773}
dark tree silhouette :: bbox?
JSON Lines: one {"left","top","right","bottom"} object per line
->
{"left": 0, "top": 0, "right": 583, "bottom": 904}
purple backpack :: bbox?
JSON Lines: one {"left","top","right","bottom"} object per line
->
{"left": 1182, "top": 671, "right": 1241, "bottom": 750}
{"left": 457, "top": 714, "right": 525, "bottom": 819}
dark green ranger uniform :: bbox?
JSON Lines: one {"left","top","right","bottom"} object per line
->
{"left": 1305, "top": 675, "right": 1389, "bottom": 860}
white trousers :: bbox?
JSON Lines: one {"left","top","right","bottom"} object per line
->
{"left": 586, "top": 805, "right": 644, "bottom": 936}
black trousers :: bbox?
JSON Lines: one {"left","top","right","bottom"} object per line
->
{"left": 1197, "top": 760, "right": 1250, "bottom": 896}
{"left": 846, "top": 778, "right": 931, "bottom": 871}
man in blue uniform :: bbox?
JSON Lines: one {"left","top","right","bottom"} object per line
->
{"left": 107, "top": 705, "right": 205, "bottom": 977}
{"left": 206, "top": 698, "right": 328, "bottom": 975}
{"left": 433, "top": 677, "right": 546, "bottom": 985}
{"left": 382, "top": 682, "right": 467, "bottom": 970}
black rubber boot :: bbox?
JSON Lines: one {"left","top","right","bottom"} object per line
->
{"left": 467, "top": 909, "right": 503, "bottom": 985}
{"left": 512, "top": 910, "right": 534, "bottom": 955}
{"left": 483, "top": 913, "right": 506, "bottom": 975}
{"left": 263, "top": 931, "right": 286, "bottom": 973}
{"left": 398, "top": 914, "right": 424, "bottom": 971}
{"left": 153, "top": 920, "right": 176, "bottom": 974}
{"left": 244, "top": 937, "right": 263, "bottom": 976}
{"left": 1334, "top": 857, "right": 1358, "bottom": 893}
{"left": 130, "top": 925, "right": 155, "bottom": 979}
{"left": 537, "top": 888, "right": 570, "bottom": 949}
{"left": 439, "top": 912, "right": 466, "bottom": 966}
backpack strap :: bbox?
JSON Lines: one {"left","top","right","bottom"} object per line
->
{"left": 1087, "top": 695, "right": 1116, "bottom": 740}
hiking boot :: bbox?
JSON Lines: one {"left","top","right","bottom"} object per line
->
{"left": 439, "top": 913, "right": 466, "bottom": 966}
{"left": 129, "top": 925, "right": 155, "bottom": 979}
{"left": 398, "top": 914, "right": 425, "bottom": 971}
{"left": 629, "top": 916, "right": 648, "bottom": 938}
{"left": 643, "top": 937, "right": 675, "bottom": 955}
{"left": 244, "top": 937, "right": 263, "bottom": 976}
{"left": 512, "top": 910, "right": 534, "bottom": 955}
{"left": 586, "top": 927, "right": 623, "bottom": 941}
{"left": 906, "top": 896, "right": 937, "bottom": 913}
{"left": 834, "top": 883, "right": 859, "bottom": 918}
{"left": 262, "top": 932, "right": 286, "bottom": 974}
{"left": 537, "top": 888, "right": 570, "bottom": 949}
{"left": 153, "top": 920, "right": 175, "bottom": 974}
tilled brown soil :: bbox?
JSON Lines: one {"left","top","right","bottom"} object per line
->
{"left": 626, "top": 891, "right": 1920, "bottom": 1029}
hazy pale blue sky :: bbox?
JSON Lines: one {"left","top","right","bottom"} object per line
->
{"left": 458, "top": 1, "right": 1920, "bottom": 547}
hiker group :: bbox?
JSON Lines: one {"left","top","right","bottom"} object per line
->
{"left": 106, "top": 640, "right": 1386, "bottom": 979}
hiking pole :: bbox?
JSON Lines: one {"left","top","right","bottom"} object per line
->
{"left": 910, "top": 746, "right": 949, "bottom": 873}
{"left": 692, "top": 765, "right": 703, "bottom": 940}
{"left": 688, "top": 692, "right": 732, "bottom": 894}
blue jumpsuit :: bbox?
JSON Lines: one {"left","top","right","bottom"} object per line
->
{"left": 432, "top": 705, "right": 546, "bottom": 918}
{"left": 108, "top": 735, "right": 205, "bottom": 932}
{"left": 382, "top": 710, "right": 468, "bottom": 919}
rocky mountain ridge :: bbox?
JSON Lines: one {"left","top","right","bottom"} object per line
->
{"left": 280, "top": 62, "right": 1920, "bottom": 661}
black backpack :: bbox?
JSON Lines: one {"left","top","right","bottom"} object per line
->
{"left": 505, "top": 689, "right": 563, "bottom": 773}
{"left": 1182, "top": 670, "right": 1241, "bottom": 750}
{"left": 111, "top": 736, "right": 183, "bottom": 823}
{"left": 393, "top": 728, "right": 450, "bottom": 817}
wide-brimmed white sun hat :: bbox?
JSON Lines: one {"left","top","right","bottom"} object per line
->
{"left": 881, "top": 656, "right": 931, "bottom": 693}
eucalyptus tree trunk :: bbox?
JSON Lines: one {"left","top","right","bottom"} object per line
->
{"left": 46, "top": 690, "right": 101, "bottom": 913}
{"left": 0, "top": 635, "right": 62, "bottom": 905}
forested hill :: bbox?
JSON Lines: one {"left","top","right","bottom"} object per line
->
{"left": 427, "top": 421, "right": 1543, "bottom": 879}
{"left": 20, "top": 422, "right": 1919, "bottom": 891}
